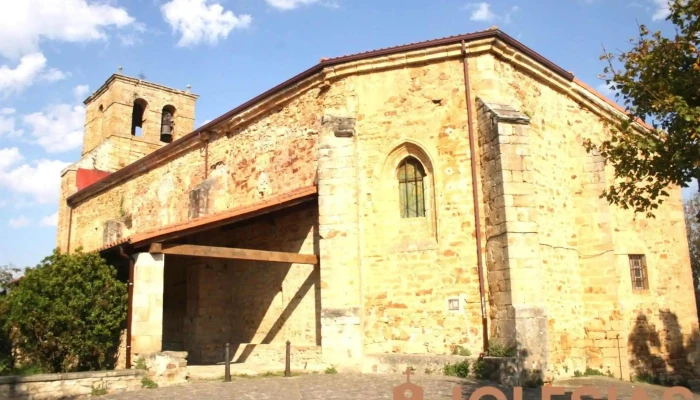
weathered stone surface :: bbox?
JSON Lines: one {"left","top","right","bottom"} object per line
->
{"left": 0, "top": 369, "right": 145, "bottom": 399}
{"left": 55, "top": 39, "right": 698, "bottom": 385}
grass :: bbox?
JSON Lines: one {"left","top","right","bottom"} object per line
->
{"left": 91, "top": 383, "right": 108, "bottom": 396}
{"left": 324, "top": 366, "right": 338, "bottom": 374}
{"left": 443, "top": 360, "right": 470, "bottom": 378}
{"left": 141, "top": 376, "right": 158, "bottom": 389}
{"left": 573, "top": 367, "right": 607, "bottom": 377}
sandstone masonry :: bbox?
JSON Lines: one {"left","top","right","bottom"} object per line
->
{"left": 56, "top": 29, "right": 699, "bottom": 385}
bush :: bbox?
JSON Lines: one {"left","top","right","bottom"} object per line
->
{"left": 487, "top": 340, "right": 517, "bottom": 357}
{"left": 324, "top": 366, "right": 338, "bottom": 374}
{"left": 472, "top": 358, "right": 493, "bottom": 380}
{"left": 443, "top": 360, "right": 470, "bottom": 378}
{"left": 141, "top": 376, "right": 158, "bottom": 389}
{"left": 4, "top": 249, "right": 127, "bottom": 373}
{"left": 452, "top": 345, "right": 471, "bottom": 356}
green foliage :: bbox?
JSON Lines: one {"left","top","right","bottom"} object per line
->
{"left": 0, "top": 264, "right": 21, "bottom": 375}
{"left": 452, "top": 345, "right": 471, "bottom": 356}
{"left": 91, "top": 383, "right": 108, "bottom": 396}
{"left": 487, "top": 340, "right": 517, "bottom": 357}
{"left": 141, "top": 376, "right": 158, "bottom": 389}
{"left": 135, "top": 357, "right": 147, "bottom": 370}
{"left": 443, "top": 360, "right": 470, "bottom": 378}
{"left": 586, "top": 0, "right": 700, "bottom": 219}
{"left": 324, "top": 366, "right": 337, "bottom": 374}
{"left": 685, "top": 193, "right": 700, "bottom": 315}
{"left": 574, "top": 367, "right": 605, "bottom": 377}
{"left": 4, "top": 249, "right": 127, "bottom": 374}
{"left": 472, "top": 358, "right": 493, "bottom": 380}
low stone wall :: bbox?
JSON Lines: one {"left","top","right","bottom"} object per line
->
{"left": 362, "top": 354, "right": 525, "bottom": 386}
{"left": 0, "top": 369, "right": 146, "bottom": 399}
{"left": 134, "top": 351, "right": 189, "bottom": 387}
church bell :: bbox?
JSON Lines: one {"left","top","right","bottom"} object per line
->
{"left": 160, "top": 113, "right": 173, "bottom": 143}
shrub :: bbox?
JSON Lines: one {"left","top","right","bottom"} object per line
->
{"left": 135, "top": 357, "right": 147, "bottom": 370}
{"left": 141, "top": 376, "right": 158, "bottom": 389}
{"left": 325, "top": 366, "right": 338, "bottom": 374}
{"left": 472, "top": 358, "right": 493, "bottom": 380}
{"left": 4, "top": 249, "right": 127, "bottom": 373}
{"left": 443, "top": 360, "right": 470, "bottom": 378}
{"left": 452, "top": 345, "right": 471, "bottom": 356}
{"left": 487, "top": 340, "right": 517, "bottom": 357}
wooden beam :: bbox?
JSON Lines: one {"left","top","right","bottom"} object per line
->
{"left": 148, "top": 243, "right": 318, "bottom": 265}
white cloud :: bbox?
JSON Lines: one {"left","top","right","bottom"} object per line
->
{"left": 0, "top": 156, "right": 71, "bottom": 204}
{"left": 0, "top": 53, "right": 67, "bottom": 97}
{"left": 464, "top": 3, "right": 517, "bottom": 23}
{"left": 0, "top": 0, "right": 135, "bottom": 60}
{"left": 40, "top": 68, "right": 69, "bottom": 83}
{"left": 0, "top": 147, "right": 24, "bottom": 171}
{"left": 161, "top": 0, "right": 252, "bottom": 47}
{"left": 23, "top": 90, "right": 86, "bottom": 153}
{"left": 8, "top": 215, "right": 29, "bottom": 229}
{"left": 73, "top": 84, "right": 90, "bottom": 102}
{"left": 40, "top": 212, "right": 58, "bottom": 227}
{"left": 651, "top": 0, "right": 671, "bottom": 20}
{"left": 466, "top": 2, "right": 497, "bottom": 21}
{"left": 0, "top": 112, "right": 23, "bottom": 138}
{"left": 265, "top": 0, "right": 322, "bottom": 10}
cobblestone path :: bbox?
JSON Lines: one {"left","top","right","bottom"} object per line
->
{"left": 101, "top": 374, "right": 700, "bottom": 400}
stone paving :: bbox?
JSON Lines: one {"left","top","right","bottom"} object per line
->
{"left": 100, "top": 374, "right": 700, "bottom": 400}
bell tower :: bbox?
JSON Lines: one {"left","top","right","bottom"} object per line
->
{"left": 56, "top": 70, "right": 199, "bottom": 253}
{"left": 81, "top": 68, "right": 198, "bottom": 157}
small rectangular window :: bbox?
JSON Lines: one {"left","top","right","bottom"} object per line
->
{"left": 628, "top": 255, "right": 649, "bottom": 291}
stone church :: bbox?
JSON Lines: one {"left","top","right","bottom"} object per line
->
{"left": 56, "top": 28, "right": 699, "bottom": 383}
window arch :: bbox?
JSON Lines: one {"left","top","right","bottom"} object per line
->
{"left": 397, "top": 156, "right": 427, "bottom": 218}
{"left": 131, "top": 98, "right": 148, "bottom": 136}
{"left": 160, "top": 105, "right": 176, "bottom": 143}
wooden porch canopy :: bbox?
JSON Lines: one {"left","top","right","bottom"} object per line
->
{"left": 98, "top": 185, "right": 318, "bottom": 264}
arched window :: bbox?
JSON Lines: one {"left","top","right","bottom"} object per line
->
{"left": 160, "top": 105, "right": 176, "bottom": 143}
{"left": 397, "top": 156, "right": 426, "bottom": 218}
{"left": 131, "top": 98, "right": 148, "bottom": 136}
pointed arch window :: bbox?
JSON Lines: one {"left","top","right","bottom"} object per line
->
{"left": 397, "top": 157, "right": 426, "bottom": 218}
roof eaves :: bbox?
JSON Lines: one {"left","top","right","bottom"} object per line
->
{"left": 68, "top": 28, "right": 617, "bottom": 207}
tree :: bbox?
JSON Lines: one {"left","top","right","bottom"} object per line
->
{"left": 685, "top": 193, "right": 700, "bottom": 318}
{"left": 584, "top": 0, "right": 700, "bottom": 219}
{"left": 4, "top": 249, "right": 127, "bottom": 373}
{"left": 0, "top": 264, "right": 21, "bottom": 374}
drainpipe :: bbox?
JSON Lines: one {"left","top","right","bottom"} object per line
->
{"left": 461, "top": 39, "right": 489, "bottom": 356}
{"left": 118, "top": 245, "right": 135, "bottom": 369}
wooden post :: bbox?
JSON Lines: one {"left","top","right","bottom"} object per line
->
{"left": 225, "top": 343, "right": 231, "bottom": 382}
{"left": 285, "top": 341, "right": 291, "bottom": 377}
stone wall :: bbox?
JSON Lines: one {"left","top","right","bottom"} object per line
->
{"left": 485, "top": 54, "right": 698, "bottom": 381}
{"left": 0, "top": 369, "right": 145, "bottom": 399}
{"left": 63, "top": 84, "right": 321, "bottom": 254}
{"left": 325, "top": 57, "right": 488, "bottom": 358}
{"left": 161, "top": 203, "right": 320, "bottom": 365}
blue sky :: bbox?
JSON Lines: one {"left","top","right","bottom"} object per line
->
{"left": 0, "top": 0, "right": 697, "bottom": 268}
